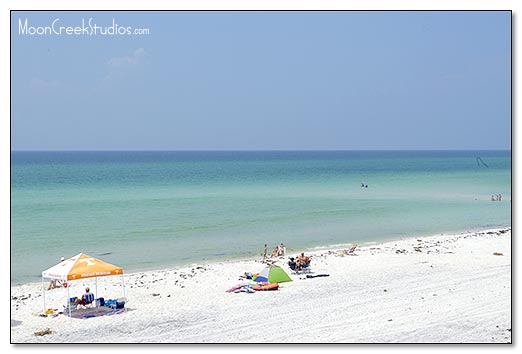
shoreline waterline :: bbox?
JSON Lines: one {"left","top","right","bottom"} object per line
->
{"left": 12, "top": 226, "right": 511, "bottom": 289}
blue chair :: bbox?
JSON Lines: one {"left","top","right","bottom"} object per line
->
{"left": 288, "top": 259, "right": 297, "bottom": 271}
{"left": 65, "top": 297, "right": 78, "bottom": 311}
{"left": 79, "top": 293, "right": 95, "bottom": 308}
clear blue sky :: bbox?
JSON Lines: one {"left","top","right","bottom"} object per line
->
{"left": 11, "top": 11, "right": 511, "bottom": 150}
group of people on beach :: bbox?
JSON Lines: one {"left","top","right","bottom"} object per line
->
{"left": 263, "top": 243, "right": 286, "bottom": 260}
{"left": 491, "top": 194, "right": 502, "bottom": 202}
{"left": 288, "top": 252, "right": 310, "bottom": 271}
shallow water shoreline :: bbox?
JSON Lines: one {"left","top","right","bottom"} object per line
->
{"left": 12, "top": 225, "right": 511, "bottom": 288}
{"left": 11, "top": 150, "right": 511, "bottom": 285}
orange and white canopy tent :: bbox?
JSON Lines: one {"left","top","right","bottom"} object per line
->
{"left": 42, "top": 253, "right": 123, "bottom": 281}
{"left": 41, "top": 253, "right": 126, "bottom": 316}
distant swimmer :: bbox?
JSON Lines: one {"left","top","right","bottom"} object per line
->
{"left": 491, "top": 194, "right": 502, "bottom": 202}
{"left": 361, "top": 183, "right": 365, "bottom": 188}
{"left": 365, "top": 184, "right": 368, "bottom": 188}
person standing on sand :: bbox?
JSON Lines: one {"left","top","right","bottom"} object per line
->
{"left": 280, "top": 243, "right": 286, "bottom": 256}
{"left": 271, "top": 245, "right": 279, "bottom": 258}
{"left": 263, "top": 244, "right": 267, "bottom": 260}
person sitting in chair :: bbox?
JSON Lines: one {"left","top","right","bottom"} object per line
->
{"left": 297, "top": 253, "right": 310, "bottom": 271}
{"left": 75, "top": 287, "right": 95, "bottom": 306}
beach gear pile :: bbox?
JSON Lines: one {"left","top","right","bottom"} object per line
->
{"left": 227, "top": 265, "right": 292, "bottom": 294}
{"left": 63, "top": 298, "right": 127, "bottom": 319}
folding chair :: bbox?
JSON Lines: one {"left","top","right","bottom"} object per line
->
{"left": 78, "top": 293, "right": 95, "bottom": 309}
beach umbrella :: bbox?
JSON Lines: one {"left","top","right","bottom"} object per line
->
{"left": 41, "top": 253, "right": 126, "bottom": 316}
{"left": 254, "top": 265, "right": 292, "bottom": 283}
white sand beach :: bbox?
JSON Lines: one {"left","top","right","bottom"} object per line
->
{"left": 10, "top": 228, "right": 511, "bottom": 343}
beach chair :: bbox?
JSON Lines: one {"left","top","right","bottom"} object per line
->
{"left": 344, "top": 245, "right": 357, "bottom": 255}
{"left": 288, "top": 260, "right": 297, "bottom": 271}
{"left": 66, "top": 297, "right": 78, "bottom": 311}
{"left": 301, "top": 259, "right": 311, "bottom": 272}
{"left": 63, "top": 297, "right": 79, "bottom": 315}
{"left": 78, "top": 293, "right": 95, "bottom": 309}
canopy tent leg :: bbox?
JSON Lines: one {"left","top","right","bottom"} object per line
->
{"left": 68, "top": 285, "right": 71, "bottom": 317}
{"left": 122, "top": 273, "right": 127, "bottom": 312}
{"left": 42, "top": 277, "right": 46, "bottom": 314}
{"left": 95, "top": 277, "right": 98, "bottom": 308}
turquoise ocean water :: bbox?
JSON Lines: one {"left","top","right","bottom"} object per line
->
{"left": 11, "top": 151, "right": 511, "bottom": 285}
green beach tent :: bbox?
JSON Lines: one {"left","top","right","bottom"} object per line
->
{"left": 254, "top": 265, "right": 292, "bottom": 283}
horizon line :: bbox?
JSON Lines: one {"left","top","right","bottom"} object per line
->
{"left": 10, "top": 148, "right": 512, "bottom": 152}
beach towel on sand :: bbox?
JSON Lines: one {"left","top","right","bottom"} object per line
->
{"left": 306, "top": 274, "right": 329, "bottom": 279}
